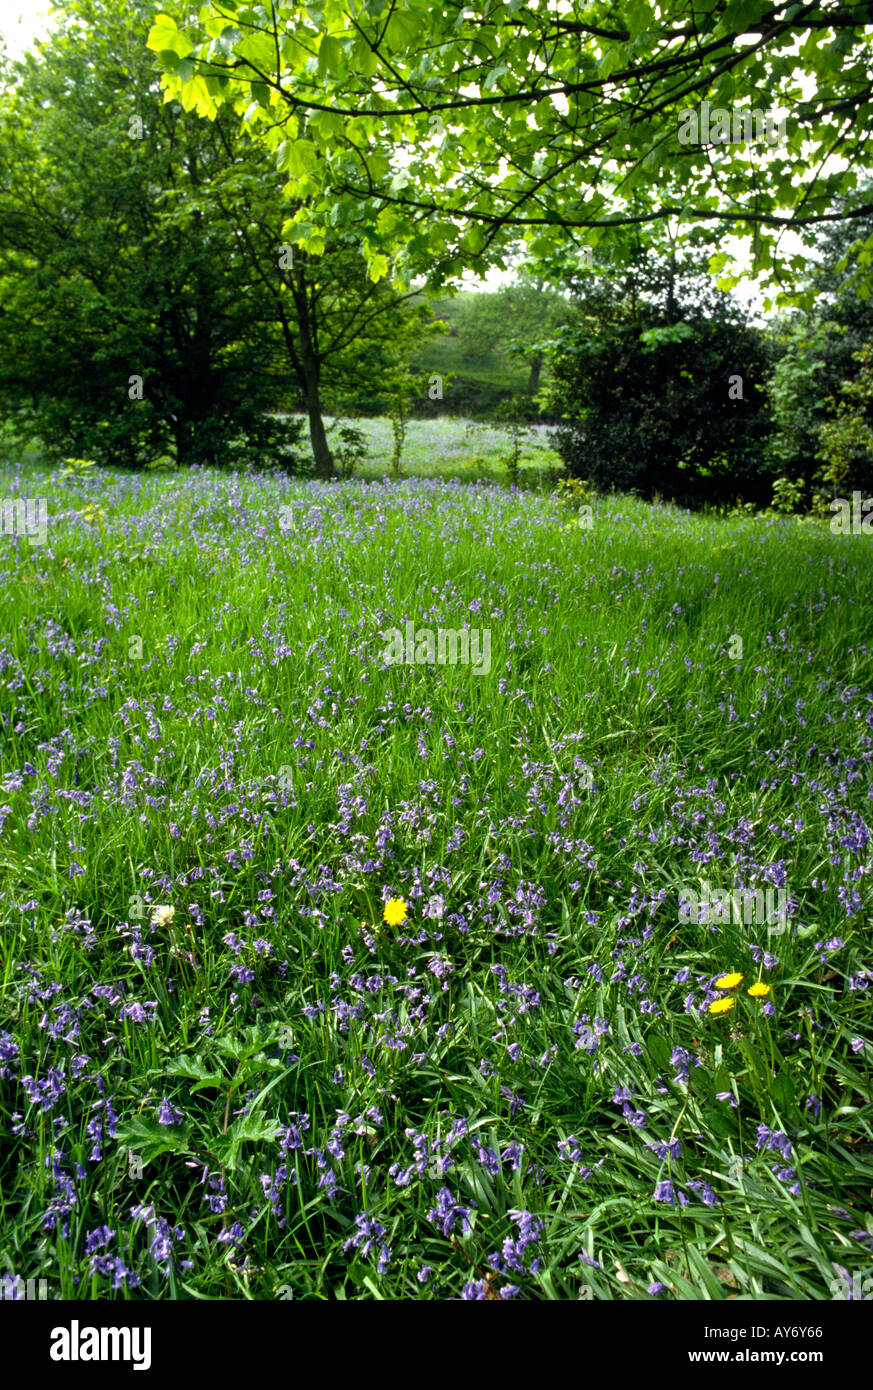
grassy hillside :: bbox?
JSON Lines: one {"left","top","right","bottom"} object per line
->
{"left": 406, "top": 292, "right": 536, "bottom": 418}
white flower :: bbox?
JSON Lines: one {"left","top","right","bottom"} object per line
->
{"left": 151, "top": 904, "right": 175, "bottom": 927}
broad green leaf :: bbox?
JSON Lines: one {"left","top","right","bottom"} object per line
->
{"left": 647, "top": 1033, "right": 673, "bottom": 1070}
{"left": 283, "top": 140, "right": 318, "bottom": 178}
{"left": 146, "top": 16, "right": 194, "bottom": 60}
{"left": 115, "top": 1116, "right": 193, "bottom": 1166}
{"left": 599, "top": 47, "right": 623, "bottom": 79}
{"left": 461, "top": 224, "right": 486, "bottom": 255}
{"left": 215, "top": 1111, "right": 283, "bottom": 1171}
{"left": 367, "top": 251, "right": 390, "bottom": 282}
{"left": 318, "top": 35, "right": 343, "bottom": 76}
{"left": 159, "top": 1056, "right": 225, "bottom": 1091}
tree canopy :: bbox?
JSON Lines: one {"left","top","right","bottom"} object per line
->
{"left": 0, "top": 0, "right": 432, "bottom": 473}
{"left": 147, "top": 2, "right": 873, "bottom": 302}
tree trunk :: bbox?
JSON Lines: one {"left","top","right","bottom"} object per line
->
{"left": 527, "top": 354, "right": 542, "bottom": 396}
{"left": 301, "top": 358, "right": 333, "bottom": 478}
{"left": 171, "top": 414, "right": 192, "bottom": 468}
{"left": 666, "top": 244, "right": 677, "bottom": 320}
{"left": 292, "top": 267, "right": 334, "bottom": 478}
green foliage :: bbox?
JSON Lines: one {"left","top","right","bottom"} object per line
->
{"left": 769, "top": 475, "right": 806, "bottom": 516}
{"left": 763, "top": 195, "right": 873, "bottom": 499}
{"left": 59, "top": 457, "right": 98, "bottom": 479}
{"left": 816, "top": 343, "right": 873, "bottom": 497}
{"left": 227, "top": 414, "right": 308, "bottom": 474}
{"left": 149, "top": 3, "right": 873, "bottom": 300}
{"left": 493, "top": 394, "right": 535, "bottom": 488}
{"left": 554, "top": 476, "right": 593, "bottom": 510}
{"left": 0, "top": 0, "right": 297, "bottom": 468}
{"left": 0, "top": 0, "right": 433, "bottom": 476}
{"left": 546, "top": 256, "right": 774, "bottom": 507}
{"left": 408, "top": 293, "right": 531, "bottom": 420}
{"left": 389, "top": 371, "right": 415, "bottom": 477}
{"left": 765, "top": 319, "right": 847, "bottom": 491}
{"left": 328, "top": 419, "right": 370, "bottom": 479}
{"left": 443, "top": 291, "right": 510, "bottom": 364}
{"left": 327, "top": 295, "right": 438, "bottom": 424}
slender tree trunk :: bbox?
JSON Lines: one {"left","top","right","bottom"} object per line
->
{"left": 172, "top": 415, "right": 192, "bottom": 468}
{"left": 302, "top": 358, "right": 333, "bottom": 477}
{"left": 293, "top": 268, "right": 334, "bottom": 478}
{"left": 666, "top": 246, "right": 677, "bottom": 321}
{"left": 527, "top": 353, "right": 542, "bottom": 396}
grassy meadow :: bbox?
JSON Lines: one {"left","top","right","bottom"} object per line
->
{"left": 318, "top": 414, "right": 563, "bottom": 484}
{"left": 1, "top": 433, "right": 872, "bottom": 1301}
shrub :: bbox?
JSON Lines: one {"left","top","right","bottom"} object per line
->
{"left": 548, "top": 316, "right": 774, "bottom": 507}
{"left": 816, "top": 343, "right": 873, "bottom": 497}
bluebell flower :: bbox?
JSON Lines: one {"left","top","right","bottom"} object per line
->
{"left": 653, "top": 1180, "right": 676, "bottom": 1204}
{"left": 427, "top": 1187, "right": 472, "bottom": 1237}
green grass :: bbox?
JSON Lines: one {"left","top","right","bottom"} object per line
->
{"left": 0, "top": 446, "right": 871, "bottom": 1302}
{"left": 408, "top": 332, "right": 529, "bottom": 387}
{"left": 406, "top": 294, "right": 535, "bottom": 404}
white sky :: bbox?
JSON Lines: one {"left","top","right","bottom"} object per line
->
{"left": 0, "top": 0, "right": 53, "bottom": 55}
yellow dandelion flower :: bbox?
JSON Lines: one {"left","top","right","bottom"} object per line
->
{"left": 383, "top": 898, "right": 408, "bottom": 927}
{"left": 714, "top": 972, "right": 744, "bottom": 990}
{"left": 747, "top": 982, "right": 771, "bottom": 998}
{"left": 708, "top": 996, "right": 736, "bottom": 1015}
